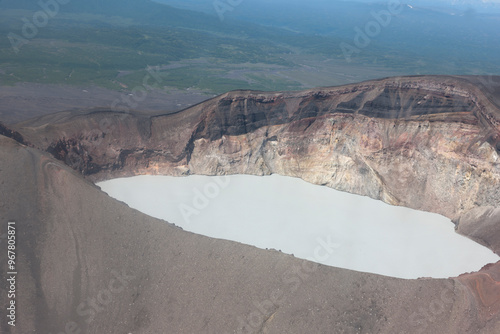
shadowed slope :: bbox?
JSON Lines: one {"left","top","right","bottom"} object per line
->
{"left": 1, "top": 134, "right": 500, "bottom": 333}
{"left": 1, "top": 75, "right": 500, "bottom": 332}
{"left": 12, "top": 76, "right": 500, "bottom": 221}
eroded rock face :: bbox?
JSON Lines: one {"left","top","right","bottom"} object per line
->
{"left": 0, "top": 133, "right": 499, "bottom": 334}
{"left": 14, "top": 76, "right": 500, "bottom": 221}
{"left": 2, "top": 75, "right": 500, "bottom": 333}
{"left": 0, "top": 122, "right": 26, "bottom": 145}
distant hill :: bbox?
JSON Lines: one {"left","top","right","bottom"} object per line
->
{"left": 0, "top": 0, "right": 233, "bottom": 32}
{"left": 1, "top": 0, "right": 500, "bottom": 94}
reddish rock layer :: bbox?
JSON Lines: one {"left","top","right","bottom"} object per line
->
{"left": 2, "top": 75, "right": 500, "bottom": 333}
{"left": 13, "top": 76, "right": 500, "bottom": 221}
{"left": 0, "top": 133, "right": 498, "bottom": 334}
{"left": 459, "top": 261, "right": 500, "bottom": 322}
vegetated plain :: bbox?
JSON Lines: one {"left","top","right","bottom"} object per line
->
{"left": 0, "top": 0, "right": 500, "bottom": 96}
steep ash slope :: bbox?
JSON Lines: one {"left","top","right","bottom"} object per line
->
{"left": 2, "top": 75, "right": 500, "bottom": 333}
{"left": 15, "top": 76, "right": 500, "bottom": 222}
{"left": 0, "top": 134, "right": 500, "bottom": 334}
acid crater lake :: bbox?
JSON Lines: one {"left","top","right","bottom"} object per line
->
{"left": 98, "top": 174, "right": 499, "bottom": 279}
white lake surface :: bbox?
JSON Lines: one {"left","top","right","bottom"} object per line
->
{"left": 97, "top": 174, "right": 499, "bottom": 279}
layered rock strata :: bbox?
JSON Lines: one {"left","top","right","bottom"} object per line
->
{"left": 14, "top": 76, "right": 500, "bottom": 222}
{"left": 0, "top": 132, "right": 499, "bottom": 334}
{"left": 4, "top": 76, "right": 500, "bottom": 332}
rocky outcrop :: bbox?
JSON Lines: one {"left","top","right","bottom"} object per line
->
{"left": 1, "top": 133, "right": 500, "bottom": 334}
{"left": 0, "top": 121, "right": 26, "bottom": 145}
{"left": 454, "top": 206, "right": 500, "bottom": 255}
{"left": 3, "top": 75, "right": 500, "bottom": 333}
{"left": 14, "top": 76, "right": 500, "bottom": 222}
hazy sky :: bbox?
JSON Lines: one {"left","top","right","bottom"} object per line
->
{"left": 358, "top": 0, "right": 500, "bottom": 11}
{"left": 355, "top": 0, "right": 500, "bottom": 4}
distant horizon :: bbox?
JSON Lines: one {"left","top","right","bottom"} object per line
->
{"left": 152, "top": 0, "right": 500, "bottom": 14}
